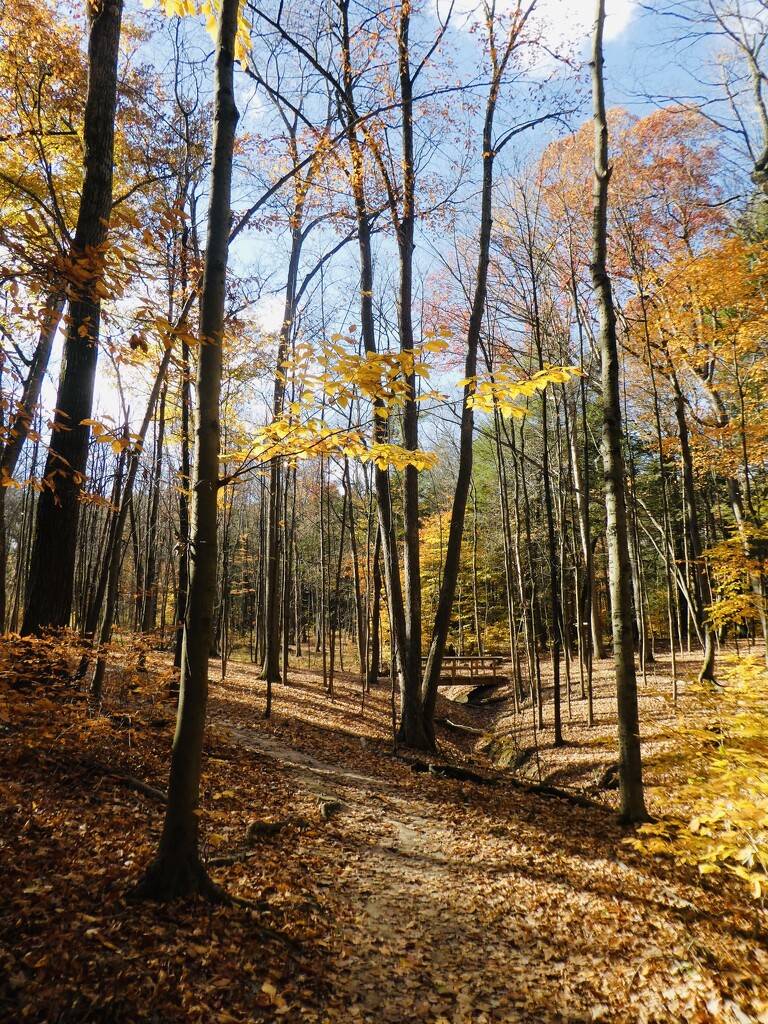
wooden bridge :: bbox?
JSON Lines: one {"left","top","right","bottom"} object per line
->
{"left": 422, "top": 655, "right": 508, "bottom": 686}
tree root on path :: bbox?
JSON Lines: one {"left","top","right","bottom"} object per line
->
{"left": 506, "top": 777, "right": 613, "bottom": 813}
{"left": 395, "top": 754, "right": 613, "bottom": 811}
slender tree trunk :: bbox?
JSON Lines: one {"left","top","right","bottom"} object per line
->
{"left": 518, "top": 425, "right": 543, "bottom": 723}
{"left": 77, "top": 419, "right": 129, "bottom": 679}
{"left": 343, "top": 460, "right": 366, "bottom": 678}
{"left": 262, "top": 218, "right": 303, "bottom": 683}
{"left": 141, "top": 383, "right": 167, "bottom": 632}
{"left": 367, "top": 528, "right": 383, "bottom": 692}
{"left": 591, "top": 0, "right": 648, "bottom": 823}
{"left": 0, "top": 291, "right": 65, "bottom": 631}
{"left": 319, "top": 457, "right": 330, "bottom": 697}
{"left": 394, "top": 4, "right": 423, "bottom": 745}
{"left": 644, "top": 332, "right": 678, "bottom": 692}
{"left": 338, "top": 33, "right": 413, "bottom": 737}
{"left": 174, "top": 339, "right": 191, "bottom": 671}
{"left": 328, "top": 475, "right": 348, "bottom": 696}
{"left": 671, "top": 372, "right": 716, "bottom": 682}
{"left": 281, "top": 462, "right": 297, "bottom": 685}
{"left": 89, "top": 355, "right": 172, "bottom": 700}
{"left": 470, "top": 482, "right": 483, "bottom": 656}
{"left": 421, "top": 11, "right": 528, "bottom": 741}
{"left": 132, "top": 0, "right": 239, "bottom": 900}
{"left": 493, "top": 408, "right": 522, "bottom": 709}
{"left": 536, "top": 347, "right": 563, "bottom": 746}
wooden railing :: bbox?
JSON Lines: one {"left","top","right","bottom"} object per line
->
{"left": 421, "top": 655, "right": 507, "bottom": 686}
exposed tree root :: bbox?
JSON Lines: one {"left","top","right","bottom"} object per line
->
{"left": 394, "top": 754, "right": 613, "bottom": 810}
{"left": 507, "top": 777, "right": 613, "bottom": 813}
{"left": 128, "top": 854, "right": 225, "bottom": 904}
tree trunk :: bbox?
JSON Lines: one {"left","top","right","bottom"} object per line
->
{"left": 343, "top": 459, "right": 367, "bottom": 679}
{"left": 131, "top": 0, "right": 239, "bottom": 901}
{"left": 261, "top": 217, "right": 303, "bottom": 684}
{"left": 336, "top": 0, "right": 415, "bottom": 739}
{"left": 394, "top": 3, "right": 423, "bottom": 746}
{"left": 671, "top": 372, "right": 716, "bottom": 683}
{"left": 90, "top": 352, "right": 173, "bottom": 701}
{"left": 141, "top": 383, "right": 167, "bottom": 633}
{"left": 421, "top": 11, "right": 525, "bottom": 741}
{"left": 174, "top": 338, "right": 192, "bottom": 670}
{"left": 591, "top": 0, "right": 648, "bottom": 824}
{"left": 0, "top": 291, "right": 65, "bottom": 631}
{"left": 367, "top": 527, "right": 383, "bottom": 692}
{"left": 22, "top": 0, "right": 124, "bottom": 634}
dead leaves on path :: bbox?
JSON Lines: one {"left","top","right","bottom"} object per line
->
{"left": 0, "top": 638, "right": 766, "bottom": 1022}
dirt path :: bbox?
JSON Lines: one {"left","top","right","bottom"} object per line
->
{"left": 222, "top": 719, "right": 763, "bottom": 1024}
{"left": 229, "top": 723, "right": 522, "bottom": 1022}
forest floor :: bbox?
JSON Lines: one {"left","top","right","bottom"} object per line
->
{"left": 0, "top": 635, "right": 767, "bottom": 1023}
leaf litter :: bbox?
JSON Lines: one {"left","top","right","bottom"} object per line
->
{"left": 0, "top": 635, "right": 766, "bottom": 1023}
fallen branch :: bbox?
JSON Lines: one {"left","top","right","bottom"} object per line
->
{"left": 400, "top": 757, "right": 496, "bottom": 786}
{"left": 507, "top": 777, "right": 612, "bottom": 813}
{"left": 394, "top": 754, "right": 611, "bottom": 809}
{"left": 208, "top": 848, "right": 258, "bottom": 867}
{"left": 89, "top": 763, "right": 168, "bottom": 804}
{"left": 436, "top": 717, "right": 487, "bottom": 736}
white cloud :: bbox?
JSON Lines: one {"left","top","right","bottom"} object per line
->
{"left": 530, "top": 0, "right": 635, "bottom": 45}
{"left": 442, "top": 0, "right": 636, "bottom": 49}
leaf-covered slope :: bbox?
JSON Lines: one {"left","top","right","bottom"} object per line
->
{"left": 0, "top": 638, "right": 766, "bottom": 1023}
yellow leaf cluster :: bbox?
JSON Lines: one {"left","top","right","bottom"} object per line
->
{"left": 628, "top": 654, "right": 768, "bottom": 898}
{"left": 143, "top": 0, "right": 252, "bottom": 66}
{"left": 465, "top": 365, "right": 581, "bottom": 417}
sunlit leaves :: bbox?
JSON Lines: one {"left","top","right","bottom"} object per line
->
{"left": 239, "top": 333, "right": 576, "bottom": 474}
{"left": 143, "top": 0, "right": 252, "bottom": 65}
{"left": 464, "top": 364, "right": 581, "bottom": 418}
{"left": 704, "top": 525, "right": 768, "bottom": 635}
{"left": 631, "top": 236, "right": 768, "bottom": 484}
{"left": 629, "top": 655, "right": 768, "bottom": 898}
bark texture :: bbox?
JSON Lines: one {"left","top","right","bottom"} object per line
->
{"left": 22, "top": 0, "right": 124, "bottom": 634}
{"left": 132, "top": 0, "right": 239, "bottom": 901}
{"left": 591, "top": 0, "right": 648, "bottom": 823}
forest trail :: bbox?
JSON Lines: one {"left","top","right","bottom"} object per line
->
{"left": 215, "top": 684, "right": 766, "bottom": 1024}
{"left": 224, "top": 717, "right": 551, "bottom": 1023}
{"left": 2, "top": 645, "right": 767, "bottom": 1024}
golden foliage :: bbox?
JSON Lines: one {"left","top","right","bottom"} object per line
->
{"left": 630, "top": 654, "right": 768, "bottom": 898}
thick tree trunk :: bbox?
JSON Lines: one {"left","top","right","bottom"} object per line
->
{"left": 22, "top": 0, "right": 124, "bottom": 635}
{"left": 591, "top": 0, "right": 648, "bottom": 824}
{"left": 132, "top": 0, "right": 239, "bottom": 901}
